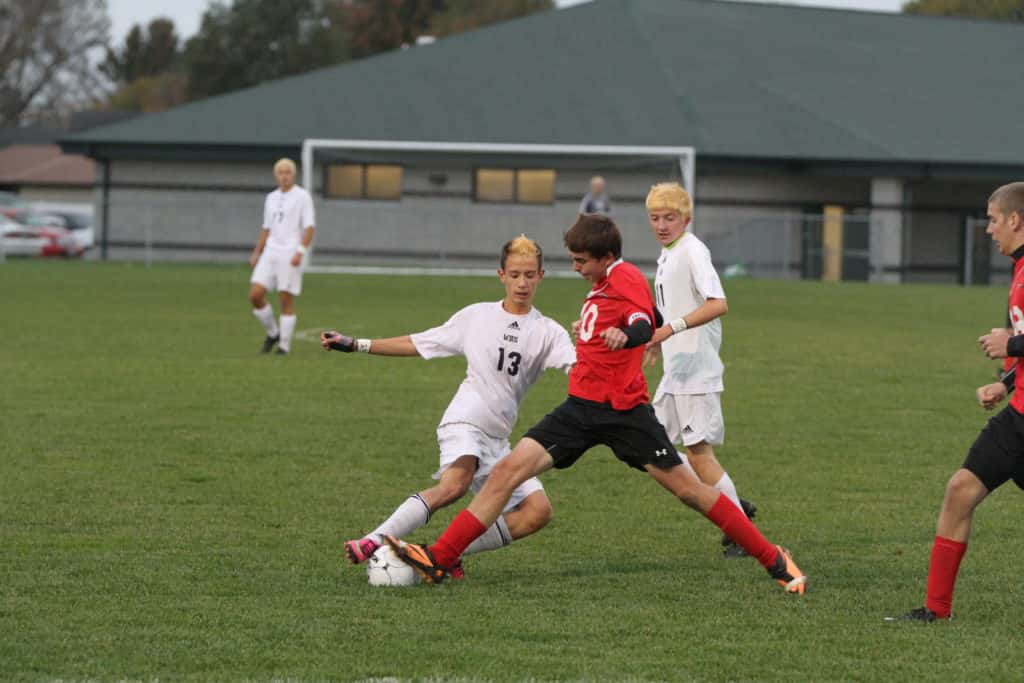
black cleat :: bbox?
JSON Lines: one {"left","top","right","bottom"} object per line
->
{"left": 884, "top": 607, "right": 944, "bottom": 623}
{"left": 721, "top": 498, "right": 758, "bottom": 557}
{"left": 275, "top": 348, "right": 288, "bottom": 356}
{"left": 261, "top": 334, "right": 280, "bottom": 353}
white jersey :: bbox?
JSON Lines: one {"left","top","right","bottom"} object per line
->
{"left": 262, "top": 185, "right": 315, "bottom": 253}
{"left": 654, "top": 231, "right": 726, "bottom": 396}
{"left": 411, "top": 301, "right": 576, "bottom": 439}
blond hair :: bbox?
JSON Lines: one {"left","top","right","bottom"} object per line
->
{"left": 500, "top": 234, "right": 543, "bottom": 269}
{"left": 989, "top": 182, "right": 1024, "bottom": 218}
{"left": 645, "top": 182, "right": 692, "bottom": 219}
{"left": 274, "top": 157, "right": 297, "bottom": 174}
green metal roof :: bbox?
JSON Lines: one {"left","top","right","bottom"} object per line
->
{"left": 63, "top": 0, "right": 1024, "bottom": 167}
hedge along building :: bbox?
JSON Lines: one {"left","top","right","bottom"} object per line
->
{"left": 62, "top": 0, "right": 1024, "bottom": 284}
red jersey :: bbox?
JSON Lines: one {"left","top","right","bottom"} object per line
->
{"left": 569, "top": 259, "right": 655, "bottom": 410}
{"left": 1009, "top": 256, "right": 1024, "bottom": 412}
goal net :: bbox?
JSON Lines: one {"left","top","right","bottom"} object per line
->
{"left": 301, "top": 139, "right": 695, "bottom": 274}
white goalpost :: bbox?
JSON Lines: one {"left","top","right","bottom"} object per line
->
{"left": 300, "top": 138, "right": 696, "bottom": 273}
{"left": 301, "top": 139, "right": 696, "bottom": 200}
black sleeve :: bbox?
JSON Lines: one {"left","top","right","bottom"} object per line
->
{"left": 1007, "top": 335, "right": 1024, "bottom": 357}
{"left": 619, "top": 319, "right": 653, "bottom": 349}
{"left": 653, "top": 307, "right": 664, "bottom": 329}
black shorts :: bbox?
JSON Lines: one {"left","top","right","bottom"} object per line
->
{"left": 523, "top": 396, "right": 682, "bottom": 472}
{"left": 962, "top": 405, "right": 1024, "bottom": 491}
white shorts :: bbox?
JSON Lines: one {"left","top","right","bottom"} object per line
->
{"left": 435, "top": 423, "right": 545, "bottom": 513}
{"left": 652, "top": 392, "right": 725, "bottom": 447}
{"left": 250, "top": 249, "right": 304, "bottom": 295}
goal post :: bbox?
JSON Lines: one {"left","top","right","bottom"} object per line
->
{"left": 300, "top": 138, "right": 696, "bottom": 270}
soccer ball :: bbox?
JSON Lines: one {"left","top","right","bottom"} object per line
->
{"left": 366, "top": 545, "right": 420, "bottom": 587}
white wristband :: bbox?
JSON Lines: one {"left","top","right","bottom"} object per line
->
{"left": 296, "top": 244, "right": 308, "bottom": 255}
{"left": 670, "top": 317, "right": 688, "bottom": 334}
{"left": 356, "top": 338, "right": 372, "bottom": 353}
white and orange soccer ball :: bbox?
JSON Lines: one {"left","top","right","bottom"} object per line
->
{"left": 366, "top": 545, "right": 420, "bottom": 587}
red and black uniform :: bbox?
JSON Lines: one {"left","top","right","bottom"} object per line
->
{"left": 963, "top": 245, "right": 1024, "bottom": 491}
{"left": 919, "top": 245, "right": 1024, "bottom": 619}
{"left": 524, "top": 260, "right": 681, "bottom": 471}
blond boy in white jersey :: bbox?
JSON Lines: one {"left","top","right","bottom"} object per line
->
{"left": 322, "top": 235, "right": 575, "bottom": 578}
{"left": 643, "top": 182, "right": 757, "bottom": 557}
{"left": 248, "top": 158, "right": 316, "bottom": 355}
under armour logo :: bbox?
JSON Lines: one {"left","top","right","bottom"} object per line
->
{"left": 507, "top": 321, "right": 520, "bottom": 330}
{"left": 655, "top": 448, "right": 667, "bottom": 457}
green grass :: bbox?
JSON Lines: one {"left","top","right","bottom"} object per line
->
{"left": 2, "top": 260, "right": 1023, "bottom": 682}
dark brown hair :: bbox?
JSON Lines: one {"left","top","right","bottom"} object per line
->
{"left": 563, "top": 214, "right": 622, "bottom": 259}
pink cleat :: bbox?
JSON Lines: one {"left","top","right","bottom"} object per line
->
{"left": 344, "top": 537, "right": 380, "bottom": 564}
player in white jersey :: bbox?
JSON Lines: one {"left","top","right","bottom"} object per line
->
{"left": 642, "top": 182, "right": 757, "bottom": 557}
{"left": 321, "top": 235, "right": 575, "bottom": 578}
{"left": 248, "top": 158, "right": 316, "bottom": 355}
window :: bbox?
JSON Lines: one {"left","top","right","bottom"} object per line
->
{"left": 474, "top": 168, "right": 556, "bottom": 204}
{"left": 326, "top": 164, "right": 402, "bottom": 199}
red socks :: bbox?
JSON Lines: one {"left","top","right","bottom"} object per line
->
{"left": 925, "top": 535, "right": 967, "bottom": 618}
{"left": 706, "top": 494, "right": 778, "bottom": 569}
{"left": 430, "top": 509, "right": 487, "bottom": 567}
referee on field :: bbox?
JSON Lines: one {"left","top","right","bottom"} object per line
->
{"left": 888, "top": 181, "right": 1024, "bottom": 622}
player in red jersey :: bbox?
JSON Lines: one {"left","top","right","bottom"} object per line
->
{"left": 888, "top": 182, "right": 1024, "bottom": 622}
{"left": 385, "top": 214, "right": 807, "bottom": 594}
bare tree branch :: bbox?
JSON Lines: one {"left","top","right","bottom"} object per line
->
{"left": 0, "top": 0, "right": 111, "bottom": 126}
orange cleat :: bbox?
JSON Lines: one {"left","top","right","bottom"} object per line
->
{"left": 384, "top": 535, "right": 449, "bottom": 584}
{"left": 768, "top": 545, "right": 807, "bottom": 594}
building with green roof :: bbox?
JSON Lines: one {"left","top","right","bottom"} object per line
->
{"left": 62, "top": 0, "right": 1024, "bottom": 283}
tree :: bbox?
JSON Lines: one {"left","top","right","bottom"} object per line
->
{"left": 180, "top": 0, "right": 554, "bottom": 102}
{"left": 101, "top": 18, "right": 181, "bottom": 85}
{"left": 107, "top": 72, "right": 188, "bottom": 113}
{"left": 903, "top": 0, "right": 1024, "bottom": 21}
{"left": 0, "top": 0, "right": 111, "bottom": 127}
{"left": 343, "top": 0, "right": 441, "bottom": 58}
{"left": 429, "top": 0, "right": 554, "bottom": 38}
{"left": 183, "top": 0, "right": 351, "bottom": 101}
{"left": 343, "top": 0, "right": 553, "bottom": 57}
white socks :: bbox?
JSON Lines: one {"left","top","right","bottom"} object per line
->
{"left": 463, "top": 515, "right": 512, "bottom": 556}
{"left": 366, "top": 497, "right": 513, "bottom": 560}
{"left": 279, "top": 314, "right": 296, "bottom": 352}
{"left": 713, "top": 472, "right": 742, "bottom": 511}
{"left": 368, "top": 494, "right": 432, "bottom": 543}
{"left": 253, "top": 304, "right": 278, "bottom": 337}
{"left": 678, "top": 449, "right": 743, "bottom": 511}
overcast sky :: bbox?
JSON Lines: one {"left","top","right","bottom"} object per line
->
{"left": 106, "top": 0, "right": 906, "bottom": 44}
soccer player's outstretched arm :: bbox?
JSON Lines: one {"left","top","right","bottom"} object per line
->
{"left": 320, "top": 331, "right": 419, "bottom": 356}
{"left": 650, "top": 297, "right": 727, "bottom": 346}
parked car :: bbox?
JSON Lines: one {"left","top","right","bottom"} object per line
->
{"left": 0, "top": 213, "right": 48, "bottom": 256}
{"left": 4, "top": 210, "right": 81, "bottom": 257}
{"left": 30, "top": 202, "right": 95, "bottom": 253}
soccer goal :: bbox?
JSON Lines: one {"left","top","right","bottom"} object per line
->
{"left": 300, "top": 139, "right": 696, "bottom": 273}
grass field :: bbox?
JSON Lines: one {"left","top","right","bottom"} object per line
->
{"left": 2, "top": 259, "right": 1023, "bottom": 682}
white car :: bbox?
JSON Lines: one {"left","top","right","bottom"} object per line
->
{"left": 29, "top": 202, "right": 95, "bottom": 254}
{"left": 0, "top": 213, "right": 49, "bottom": 256}
{"left": 1, "top": 211, "right": 81, "bottom": 258}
